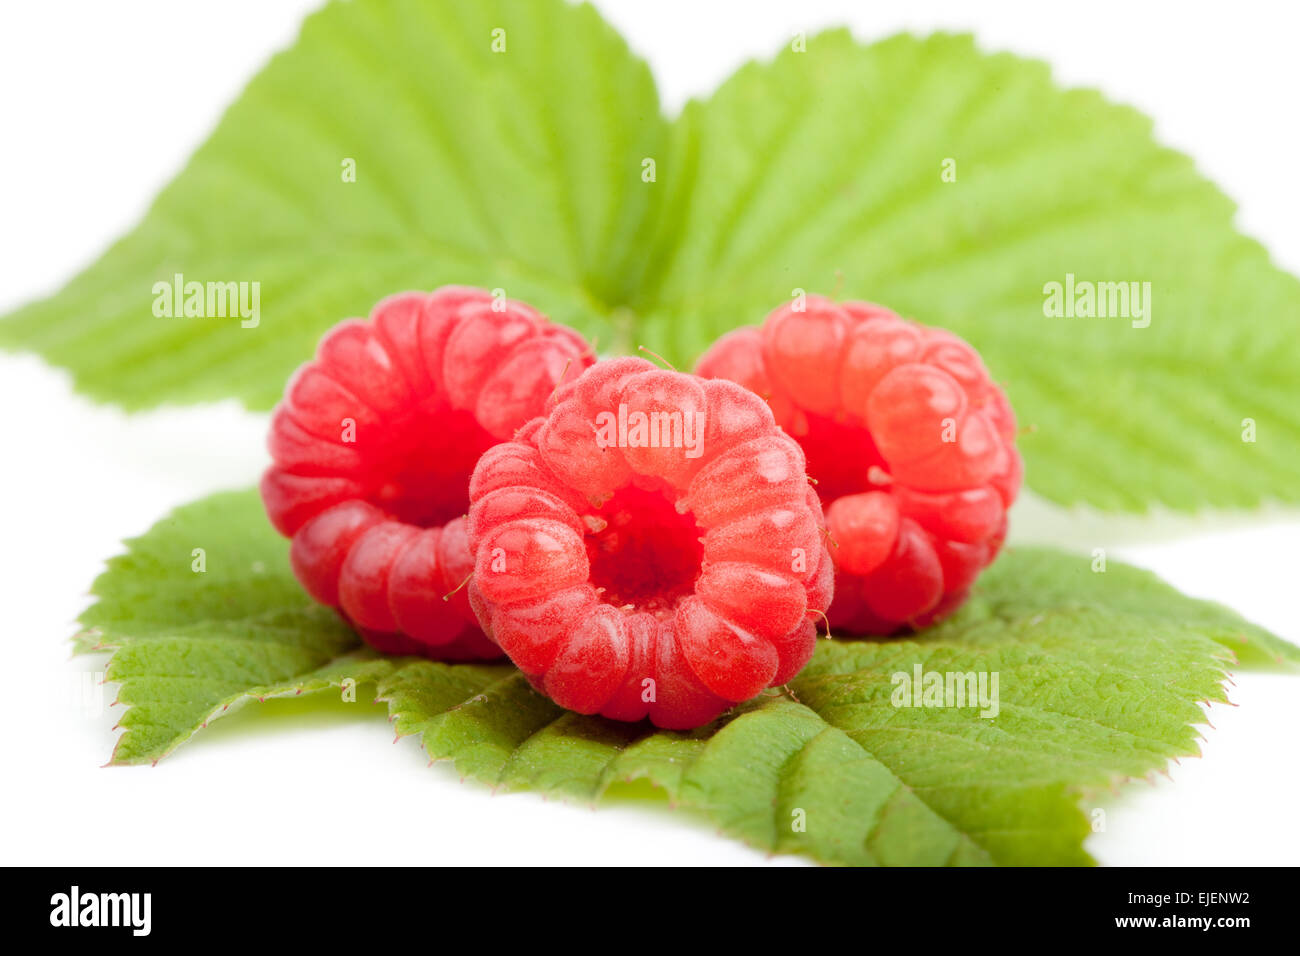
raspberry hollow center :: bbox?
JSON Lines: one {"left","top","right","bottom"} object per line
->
{"left": 585, "top": 483, "right": 704, "bottom": 616}
{"left": 368, "top": 403, "right": 496, "bottom": 528}
{"left": 793, "top": 409, "right": 890, "bottom": 502}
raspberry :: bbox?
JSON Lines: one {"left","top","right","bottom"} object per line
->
{"left": 260, "top": 286, "right": 594, "bottom": 660}
{"left": 466, "top": 358, "right": 833, "bottom": 729}
{"left": 696, "top": 296, "right": 1020, "bottom": 634}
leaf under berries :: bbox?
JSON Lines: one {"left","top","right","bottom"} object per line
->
{"left": 376, "top": 573, "right": 1238, "bottom": 866}
{"left": 79, "top": 489, "right": 398, "bottom": 764}
{"left": 81, "top": 490, "right": 1297, "bottom": 861}
{"left": 956, "top": 547, "right": 1300, "bottom": 669}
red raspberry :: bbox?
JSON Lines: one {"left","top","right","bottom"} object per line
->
{"left": 696, "top": 296, "right": 1021, "bottom": 634}
{"left": 260, "top": 286, "right": 595, "bottom": 660}
{"left": 466, "top": 358, "right": 833, "bottom": 729}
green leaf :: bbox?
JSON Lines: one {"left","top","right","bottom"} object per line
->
{"left": 0, "top": 0, "right": 665, "bottom": 409}
{"left": 79, "top": 489, "right": 397, "bottom": 764}
{"left": 376, "top": 545, "right": 1270, "bottom": 865}
{"left": 967, "top": 547, "right": 1300, "bottom": 669}
{"left": 82, "top": 489, "right": 1298, "bottom": 862}
{"left": 636, "top": 31, "right": 1300, "bottom": 511}
{"left": 377, "top": 668, "right": 992, "bottom": 865}
{"left": 5, "top": 10, "right": 1298, "bottom": 512}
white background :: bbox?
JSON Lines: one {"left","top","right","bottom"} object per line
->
{"left": 1, "top": 0, "right": 1297, "bottom": 866}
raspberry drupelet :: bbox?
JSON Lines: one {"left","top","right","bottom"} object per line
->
{"left": 260, "top": 286, "right": 595, "bottom": 660}
{"left": 466, "top": 358, "right": 834, "bottom": 729}
{"left": 696, "top": 296, "right": 1021, "bottom": 634}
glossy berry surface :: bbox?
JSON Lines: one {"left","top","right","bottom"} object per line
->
{"left": 696, "top": 296, "right": 1021, "bottom": 634}
{"left": 466, "top": 359, "right": 834, "bottom": 729}
{"left": 261, "top": 286, "right": 594, "bottom": 660}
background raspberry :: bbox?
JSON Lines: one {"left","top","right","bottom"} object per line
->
{"left": 697, "top": 296, "right": 1021, "bottom": 634}
{"left": 261, "top": 286, "right": 594, "bottom": 660}
{"left": 467, "top": 359, "right": 834, "bottom": 728}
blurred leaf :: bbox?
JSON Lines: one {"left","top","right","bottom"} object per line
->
{"left": 0, "top": 0, "right": 664, "bottom": 408}
{"left": 639, "top": 31, "right": 1300, "bottom": 510}
{"left": 4, "top": 16, "right": 1297, "bottom": 511}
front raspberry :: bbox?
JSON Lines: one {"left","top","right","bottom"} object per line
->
{"left": 696, "top": 296, "right": 1021, "bottom": 634}
{"left": 466, "top": 359, "right": 834, "bottom": 729}
{"left": 260, "top": 286, "right": 594, "bottom": 660}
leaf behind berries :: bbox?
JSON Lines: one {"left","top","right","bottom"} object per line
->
{"left": 4, "top": 10, "right": 1300, "bottom": 514}
{"left": 0, "top": 0, "right": 665, "bottom": 409}
{"left": 636, "top": 31, "right": 1300, "bottom": 511}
